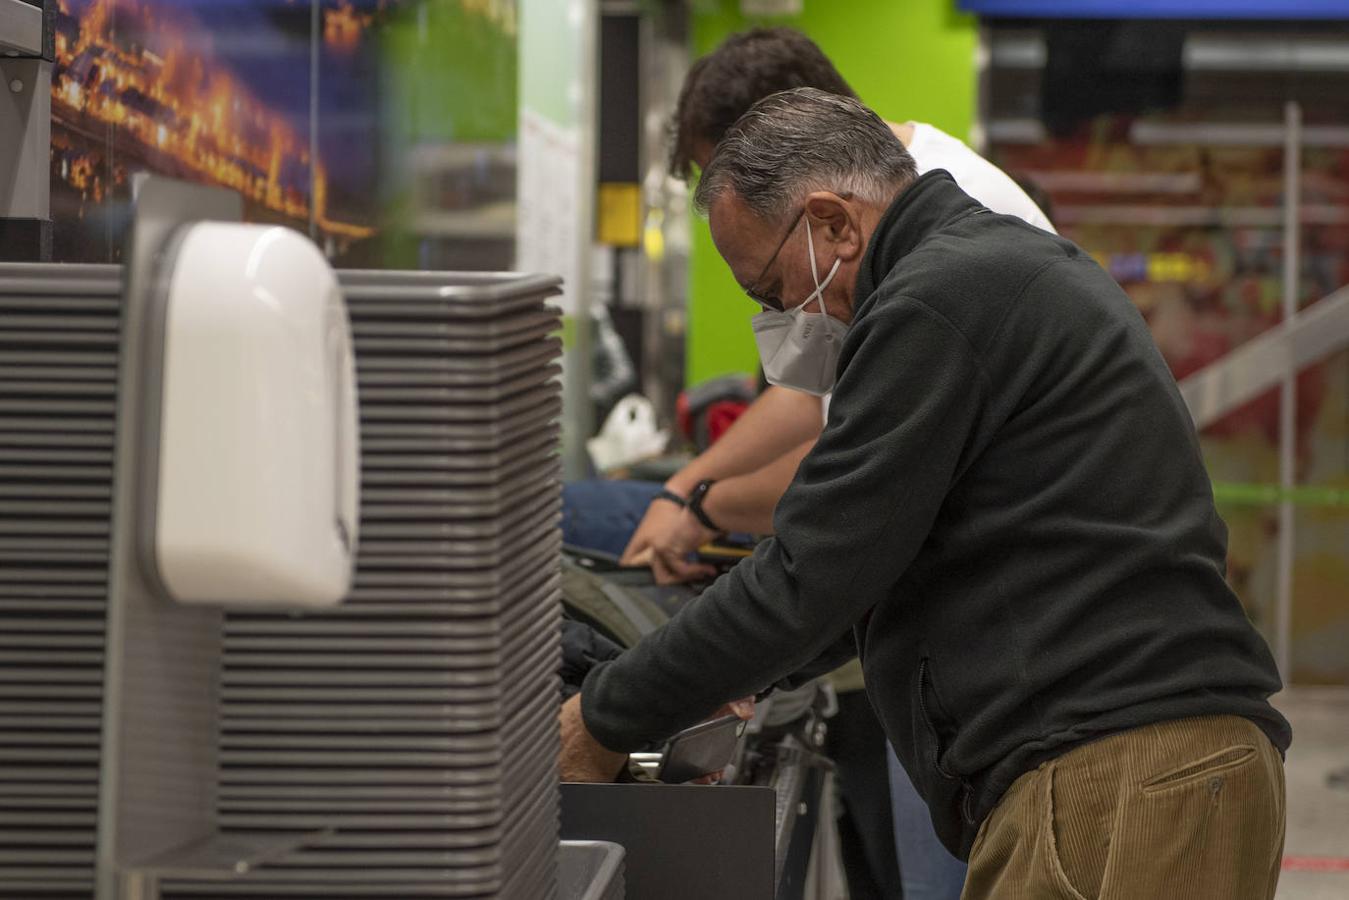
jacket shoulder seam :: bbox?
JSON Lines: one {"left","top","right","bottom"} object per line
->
{"left": 985, "top": 254, "right": 1081, "bottom": 349}
{"left": 888, "top": 292, "right": 994, "bottom": 396}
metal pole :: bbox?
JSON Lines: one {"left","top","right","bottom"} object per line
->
{"left": 638, "top": 3, "right": 690, "bottom": 427}
{"left": 565, "top": 0, "right": 599, "bottom": 481}
{"left": 1276, "top": 101, "right": 1301, "bottom": 683}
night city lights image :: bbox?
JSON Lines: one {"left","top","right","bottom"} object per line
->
{"left": 47, "top": 0, "right": 519, "bottom": 265}
{"left": 50, "top": 0, "right": 374, "bottom": 258}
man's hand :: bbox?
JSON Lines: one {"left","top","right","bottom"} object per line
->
{"left": 558, "top": 694, "right": 628, "bottom": 783}
{"left": 714, "top": 697, "right": 757, "bottom": 722}
{"left": 628, "top": 508, "right": 718, "bottom": 585}
{"left": 619, "top": 493, "right": 684, "bottom": 566}
{"left": 689, "top": 697, "right": 756, "bottom": 784}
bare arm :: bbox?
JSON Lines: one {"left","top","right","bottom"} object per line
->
{"left": 638, "top": 439, "right": 815, "bottom": 584}
{"left": 665, "top": 386, "right": 823, "bottom": 495}
{"left": 620, "top": 387, "right": 822, "bottom": 565}
{"left": 700, "top": 439, "right": 814, "bottom": 535}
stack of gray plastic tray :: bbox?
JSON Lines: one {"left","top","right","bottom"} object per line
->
{"left": 0, "top": 262, "right": 124, "bottom": 898}
{"left": 162, "top": 270, "right": 566, "bottom": 899}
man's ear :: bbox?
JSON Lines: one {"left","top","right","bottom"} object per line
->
{"left": 803, "top": 191, "right": 864, "bottom": 261}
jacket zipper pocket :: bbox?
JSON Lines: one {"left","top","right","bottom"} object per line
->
{"left": 961, "top": 784, "right": 976, "bottom": 824}
{"left": 918, "top": 658, "right": 959, "bottom": 782}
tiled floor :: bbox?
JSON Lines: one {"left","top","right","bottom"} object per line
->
{"left": 1274, "top": 688, "right": 1349, "bottom": 900}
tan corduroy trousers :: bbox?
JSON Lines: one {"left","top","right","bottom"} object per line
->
{"left": 961, "top": 715, "right": 1286, "bottom": 900}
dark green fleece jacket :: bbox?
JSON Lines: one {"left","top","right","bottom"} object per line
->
{"left": 581, "top": 170, "right": 1290, "bottom": 858}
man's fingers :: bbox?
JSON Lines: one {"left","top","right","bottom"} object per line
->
{"left": 619, "top": 535, "right": 648, "bottom": 566}
{"left": 619, "top": 511, "right": 658, "bottom": 563}
{"left": 627, "top": 547, "right": 654, "bottom": 567}
{"left": 682, "top": 561, "right": 718, "bottom": 581}
{"left": 662, "top": 548, "right": 714, "bottom": 580}
{"left": 650, "top": 551, "right": 679, "bottom": 585}
{"left": 710, "top": 697, "right": 755, "bottom": 721}
{"left": 620, "top": 499, "right": 686, "bottom": 565}
{"left": 651, "top": 549, "right": 713, "bottom": 585}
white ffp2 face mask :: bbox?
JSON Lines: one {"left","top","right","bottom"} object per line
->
{"left": 750, "top": 217, "right": 847, "bottom": 396}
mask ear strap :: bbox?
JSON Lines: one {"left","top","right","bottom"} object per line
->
{"left": 818, "top": 258, "right": 842, "bottom": 294}
{"left": 804, "top": 217, "right": 842, "bottom": 312}
{"left": 805, "top": 217, "right": 823, "bottom": 286}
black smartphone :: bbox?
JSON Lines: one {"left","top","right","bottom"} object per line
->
{"left": 656, "top": 714, "right": 747, "bottom": 784}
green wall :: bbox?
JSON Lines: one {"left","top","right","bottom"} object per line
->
{"left": 685, "top": 0, "right": 979, "bottom": 385}
{"left": 379, "top": 0, "right": 519, "bottom": 268}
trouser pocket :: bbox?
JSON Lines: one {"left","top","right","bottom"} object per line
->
{"left": 1043, "top": 726, "right": 1284, "bottom": 900}
{"left": 1140, "top": 744, "right": 1256, "bottom": 794}
{"left": 1099, "top": 733, "right": 1284, "bottom": 899}
{"left": 1046, "top": 761, "right": 1105, "bottom": 900}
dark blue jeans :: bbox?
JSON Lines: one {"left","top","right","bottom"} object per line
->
{"left": 888, "top": 745, "right": 969, "bottom": 899}
{"left": 561, "top": 479, "right": 663, "bottom": 558}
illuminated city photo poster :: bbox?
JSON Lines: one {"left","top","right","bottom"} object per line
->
{"left": 47, "top": 0, "right": 519, "bottom": 268}
{"left": 51, "top": 0, "right": 316, "bottom": 261}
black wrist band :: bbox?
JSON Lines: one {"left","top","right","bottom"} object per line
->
{"left": 687, "top": 479, "right": 724, "bottom": 534}
{"left": 654, "top": 488, "right": 687, "bottom": 508}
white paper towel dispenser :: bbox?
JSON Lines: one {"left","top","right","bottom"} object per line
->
{"left": 143, "top": 222, "right": 359, "bottom": 608}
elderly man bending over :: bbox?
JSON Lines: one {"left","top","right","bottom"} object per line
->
{"left": 560, "top": 88, "right": 1289, "bottom": 900}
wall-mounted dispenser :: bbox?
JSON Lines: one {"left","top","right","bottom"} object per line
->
{"left": 144, "top": 222, "right": 358, "bottom": 608}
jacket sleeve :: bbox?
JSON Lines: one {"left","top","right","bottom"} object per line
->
{"left": 771, "top": 631, "right": 859, "bottom": 693}
{"left": 581, "top": 297, "right": 990, "bottom": 752}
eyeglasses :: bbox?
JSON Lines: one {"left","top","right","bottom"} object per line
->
{"left": 743, "top": 208, "right": 804, "bottom": 313}
{"left": 741, "top": 192, "right": 852, "bottom": 313}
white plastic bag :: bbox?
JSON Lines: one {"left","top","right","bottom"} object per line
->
{"left": 585, "top": 394, "right": 668, "bottom": 473}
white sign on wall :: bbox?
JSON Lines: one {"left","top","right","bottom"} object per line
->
{"left": 517, "top": 0, "right": 597, "bottom": 477}
{"left": 516, "top": 109, "right": 582, "bottom": 317}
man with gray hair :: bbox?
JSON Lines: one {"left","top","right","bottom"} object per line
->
{"left": 560, "top": 88, "right": 1289, "bottom": 899}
